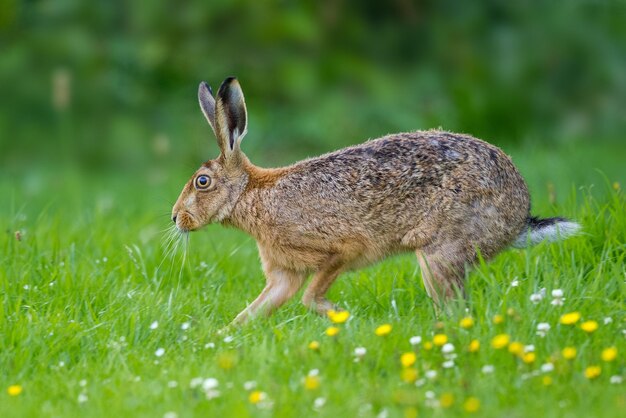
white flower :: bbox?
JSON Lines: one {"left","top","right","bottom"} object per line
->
{"left": 551, "top": 289, "right": 563, "bottom": 298}
{"left": 414, "top": 378, "right": 426, "bottom": 387}
{"left": 604, "top": 317, "right": 613, "bottom": 325}
{"left": 190, "top": 377, "right": 203, "bottom": 388}
{"left": 541, "top": 363, "right": 554, "bottom": 373}
{"left": 78, "top": 393, "right": 88, "bottom": 403}
{"left": 313, "top": 397, "right": 327, "bottom": 409}
{"left": 536, "top": 323, "right": 550, "bottom": 337}
{"left": 550, "top": 289, "right": 565, "bottom": 306}
{"left": 442, "top": 343, "right": 455, "bottom": 354}
{"left": 308, "top": 369, "right": 319, "bottom": 376}
{"left": 425, "top": 391, "right": 436, "bottom": 399}
{"left": 163, "top": 413, "right": 178, "bottom": 418}
{"left": 181, "top": 322, "right": 190, "bottom": 330}
{"left": 610, "top": 375, "right": 623, "bottom": 384}
{"left": 482, "top": 365, "right": 495, "bottom": 374}
{"left": 425, "top": 370, "right": 437, "bottom": 379}
{"left": 354, "top": 347, "right": 367, "bottom": 358}
{"left": 524, "top": 344, "right": 535, "bottom": 353}
{"left": 79, "top": 379, "right": 87, "bottom": 387}
{"left": 530, "top": 293, "right": 543, "bottom": 304}
{"left": 223, "top": 336, "right": 234, "bottom": 343}
{"left": 242, "top": 381, "right": 256, "bottom": 391}
{"left": 202, "top": 378, "right": 219, "bottom": 391}
{"left": 155, "top": 348, "right": 165, "bottom": 357}
{"left": 376, "top": 409, "right": 389, "bottom": 418}
{"left": 511, "top": 280, "right": 519, "bottom": 287}
{"left": 204, "top": 342, "right": 215, "bottom": 349}
{"left": 442, "top": 360, "right": 455, "bottom": 369}
{"left": 409, "top": 336, "right": 422, "bottom": 346}
{"left": 150, "top": 321, "right": 159, "bottom": 330}
{"left": 205, "top": 389, "right": 221, "bottom": 400}
{"left": 23, "top": 284, "right": 30, "bottom": 290}
{"left": 167, "top": 381, "right": 178, "bottom": 388}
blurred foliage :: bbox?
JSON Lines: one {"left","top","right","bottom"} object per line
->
{"left": 0, "top": 0, "right": 625, "bottom": 171}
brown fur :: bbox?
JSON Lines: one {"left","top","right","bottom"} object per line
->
{"left": 173, "top": 78, "right": 533, "bottom": 325}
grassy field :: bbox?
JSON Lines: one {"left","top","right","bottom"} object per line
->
{"left": 1, "top": 141, "right": 625, "bottom": 418}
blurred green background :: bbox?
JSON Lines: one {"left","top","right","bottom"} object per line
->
{"left": 1, "top": 0, "right": 625, "bottom": 198}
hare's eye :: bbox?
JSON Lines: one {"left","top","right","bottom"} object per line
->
{"left": 195, "top": 175, "right": 211, "bottom": 190}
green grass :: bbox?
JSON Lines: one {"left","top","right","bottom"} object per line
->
{"left": 1, "top": 143, "right": 625, "bottom": 418}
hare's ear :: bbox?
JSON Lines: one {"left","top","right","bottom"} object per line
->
{"left": 198, "top": 82, "right": 216, "bottom": 135}
{"left": 215, "top": 77, "right": 248, "bottom": 161}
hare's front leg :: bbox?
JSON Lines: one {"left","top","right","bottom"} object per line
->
{"left": 231, "top": 266, "right": 306, "bottom": 326}
{"left": 302, "top": 256, "right": 346, "bottom": 315}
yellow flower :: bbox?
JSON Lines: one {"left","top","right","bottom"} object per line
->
{"left": 440, "top": 393, "right": 454, "bottom": 408}
{"left": 308, "top": 340, "right": 320, "bottom": 350}
{"left": 304, "top": 375, "right": 320, "bottom": 390}
{"left": 584, "top": 366, "right": 601, "bottom": 380}
{"left": 327, "top": 310, "right": 350, "bottom": 324}
{"left": 613, "top": 181, "right": 621, "bottom": 191}
{"left": 468, "top": 339, "right": 480, "bottom": 353}
{"left": 400, "top": 368, "right": 418, "bottom": 383}
{"left": 560, "top": 312, "right": 581, "bottom": 325}
{"left": 463, "top": 397, "right": 480, "bottom": 413}
{"left": 249, "top": 390, "right": 266, "bottom": 404}
{"left": 542, "top": 376, "right": 553, "bottom": 386}
{"left": 7, "top": 385, "right": 22, "bottom": 396}
{"left": 459, "top": 317, "right": 474, "bottom": 329}
{"left": 562, "top": 347, "right": 577, "bottom": 360}
{"left": 325, "top": 326, "right": 340, "bottom": 337}
{"left": 508, "top": 342, "right": 524, "bottom": 357}
{"left": 433, "top": 334, "right": 448, "bottom": 346}
{"left": 491, "top": 334, "right": 510, "bottom": 349}
{"left": 375, "top": 324, "right": 392, "bottom": 336}
{"left": 423, "top": 341, "right": 433, "bottom": 351}
{"left": 400, "top": 352, "right": 417, "bottom": 368}
{"left": 601, "top": 347, "right": 617, "bottom": 362}
{"left": 580, "top": 320, "right": 598, "bottom": 333}
{"left": 493, "top": 314, "right": 504, "bottom": 325}
{"left": 404, "top": 407, "right": 418, "bottom": 418}
{"left": 522, "top": 352, "right": 536, "bottom": 364}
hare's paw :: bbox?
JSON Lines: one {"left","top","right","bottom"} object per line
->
{"left": 303, "top": 297, "right": 339, "bottom": 316}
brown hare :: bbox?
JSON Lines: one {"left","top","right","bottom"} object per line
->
{"left": 172, "top": 77, "right": 580, "bottom": 326}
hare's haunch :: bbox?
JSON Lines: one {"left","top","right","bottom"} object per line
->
{"left": 172, "top": 77, "right": 580, "bottom": 326}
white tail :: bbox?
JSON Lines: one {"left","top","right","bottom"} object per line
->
{"left": 512, "top": 217, "right": 581, "bottom": 248}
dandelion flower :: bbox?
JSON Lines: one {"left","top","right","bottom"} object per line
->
{"left": 375, "top": 324, "right": 392, "bottom": 336}
{"left": 508, "top": 342, "right": 524, "bottom": 357}
{"left": 580, "top": 320, "right": 598, "bottom": 333}
{"left": 562, "top": 347, "right": 577, "bottom": 360}
{"left": 459, "top": 317, "right": 474, "bottom": 329}
{"left": 433, "top": 334, "right": 448, "bottom": 346}
{"left": 491, "top": 334, "right": 510, "bottom": 349}
{"left": 423, "top": 341, "right": 433, "bottom": 351}
{"left": 522, "top": 352, "right": 536, "bottom": 364}
{"left": 325, "top": 326, "right": 340, "bottom": 337}
{"left": 440, "top": 393, "right": 454, "bottom": 408}
{"left": 493, "top": 314, "right": 504, "bottom": 325}
{"left": 400, "top": 368, "right": 418, "bottom": 383}
{"left": 7, "top": 385, "right": 22, "bottom": 396}
{"left": 400, "top": 352, "right": 416, "bottom": 368}
{"left": 463, "top": 397, "right": 480, "bottom": 413}
{"left": 468, "top": 339, "right": 480, "bottom": 353}
{"left": 304, "top": 375, "right": 320, "bottom": 390}
{"left": 249, "top": 390, "right": 267, "bottom": 404}
{"left": 601, "top": 347, "right": 617, "bottom": 362}
{"left": 308, "top": 341, "right": 320, "bottom": 350}
{"left": 409, "top": 336, "right": 422, "bottom": 346}
{"left": 584, "top": 366, "right": 601, "bottom": 380}
{"left": 542, "top": 376, "right": 553, "bottom": 386}
{"left": 327, "top": 310, "right": 350, "bottom": 324}
{"left": 560, "top": 312, "right": 581, "bottom": 325}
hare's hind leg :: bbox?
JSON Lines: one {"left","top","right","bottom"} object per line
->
{"left": 231, "top": 266, "right": 306, "bottom": 326}
{"left": 415, "top": 244, "right": 469, "bottom": 306}
{"left": 302, "top": 256, "right": 345, "bottom": 315}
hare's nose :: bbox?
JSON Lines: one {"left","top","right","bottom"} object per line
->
{"left": 171, "top": 214, "right": 177, "bottom": 223}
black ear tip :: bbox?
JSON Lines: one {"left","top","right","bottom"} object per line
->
{"left": 217, "top": 76, "right": 240, "bottom": 100}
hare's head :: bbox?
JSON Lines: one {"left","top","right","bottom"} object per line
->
{"left": 172, "top": 77, "right": 250, "bottom": 232}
